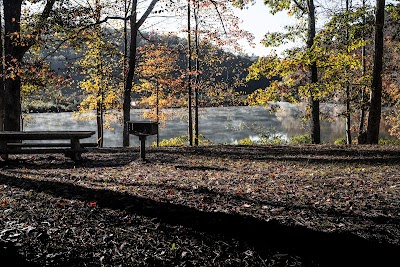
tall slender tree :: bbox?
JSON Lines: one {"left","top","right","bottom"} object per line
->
{"left": 193, "top": 0, "right": 200, "bottom": 146}
{"left": 344, "top": 0, "right": 352, "bottom": 145}
{"left": 0, "top": 6, "right": 4, "bottom": 131}
{"left": 306, "top": 0, "right": 320, "bottom": 144}
{"left": 244, "top": 0, "right": 321, "bottom": 143}
{"left": 367, "top": 0, "right": 385, "bottom": 143}
{"left": 358, "top": 0, "right": 369, "bottom": 144}
{"left": 187, "top": 0, "right": 193, "bottom": 146}
{"left": 122, "top": 0, "right": 159, "bottom": 147}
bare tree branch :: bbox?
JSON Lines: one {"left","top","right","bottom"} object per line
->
{"left": 293, "top": 0, "right": 307, "bottom": 13}
{"left": 23, "top": 0, "right": 57, "bottom": 54}
{"left": 136, "top": 0, "right": 159, "bottom": 28}
{"left": 209, "top": 0, "right": 227, "bottom": 34}
{"left": 41, "top": 14, "right": 131, "bottom": 61}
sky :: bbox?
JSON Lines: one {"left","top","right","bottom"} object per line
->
{"left": 143, "top": 0, "right": 297, "bottom": 57}
{"left": 233, "top": 0, "right": 296, "bottom": 56}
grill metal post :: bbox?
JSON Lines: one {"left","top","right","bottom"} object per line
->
{"left": 139, "top": 135, "right": 146, "bottom": 161}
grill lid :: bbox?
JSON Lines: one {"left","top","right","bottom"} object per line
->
{"left": 127, "top": 121, "right": 158, "bottom": 136}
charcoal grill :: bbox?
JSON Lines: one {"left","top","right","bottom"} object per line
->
{"left": 127, "top": 121, "right": 159, "bottom": 161}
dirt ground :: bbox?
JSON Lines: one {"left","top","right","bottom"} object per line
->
{"left": 0, "top": 145, "right": 399, "bottom": 266}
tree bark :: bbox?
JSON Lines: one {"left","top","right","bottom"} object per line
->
{"left": 187, "top": 0, "right": 193, "bottom": 146}
{"left": 3, "top": 0, "right": 23, "bottom": 131}
{"left": 194, "top": 0, "right": 200, "bottom": 146}
{"left": 346, "top": 85, "right": 352, "bottom": 144}
{"left": 358, "top": 0, "right": 368, "bottom": 144}
{"left": 307, "top": 0, "right": 320, "bottom": 144}
{"left": 367, "top": 0, "right": 385, "bottom": 144}
{"left": 123, "top": 0, "right": 138, "bottom": 147}
{"left": 122, "top": 0, "right": 159, "bottom": 147}
{"left": 2, "top": 0, "right": 56, "bottom": 132}
{"left": 0, "top": 9, "right": 4, "bottom": 131}
{"left": 345, "top": 0, "right": 352, "bottom": 145}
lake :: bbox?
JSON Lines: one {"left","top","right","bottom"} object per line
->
{"left": 23, "top": 103, "right": 394, "bottom": 147}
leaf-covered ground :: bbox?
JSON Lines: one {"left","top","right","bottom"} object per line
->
{"left": 0, "top": 145, "right": 399, "bottom": 266}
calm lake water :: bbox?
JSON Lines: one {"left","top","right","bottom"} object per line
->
{"left": 23, "top": 103, "right": 393, "bottom": 147}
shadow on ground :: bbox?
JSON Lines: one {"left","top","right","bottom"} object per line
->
{"left": 0, "top": 172, "right": 397, "bottom": 267}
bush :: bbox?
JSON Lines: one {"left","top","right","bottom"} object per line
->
{"left": 290, "top": 134, "right": 312, "bottom": 144}
{"left": 378, "top": 138, "right": 400, "bottom": 145}
{"left": 237, "top": 138, "right": 255, "bottom": 145}
{"left": 334, "top": 137, "right": 347, "bottom": 145}
{"left": 154, "top": 136, "right": 187, "bottom": 147}
{"left": 153, "top": 134, "right": 212, "bottom": 147}
{"left": 268, "top": 136, "right": 287, "bottom": 145}
{"left": 258, "top": 136, "right": 287, "bottom": 145}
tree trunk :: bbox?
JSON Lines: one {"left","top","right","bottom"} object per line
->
{"left": 0, "top": 9, "right": 4, "bottom": 131}
{"left": 307, "top": 0, "right": 320, "bottom": 144}
{"left": 95, "top": 0, "right": 103, "bottom": 148}
{"left": 123, "top": 0, "right": 138, "bottom": 147}
{"left": 187, "top": 0, "right": 193, "bottom": 146}
{"left": 3, "top": 0, "right": 23, "bottom": 131}
{"left": 96, "top": 100, "right": 104, "bottom": 147}
{"left": 156, "top": 83, "right": 159, "bottom": 147}
{"left": 345, "top": 0, "right": 352, "bottom": 145}
{"left": 358, "top": 0, "right": 368, "bottom": 144}
{"left": 194, "top": 0, "right": 200, "bottom": 146}
{"left": 346, "top": 85, "right": 352, "bottom": 144}
{"left": 367, "top": 0, "right": 385, "bottom": 144}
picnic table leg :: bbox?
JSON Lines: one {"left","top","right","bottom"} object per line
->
{"left": 139, "top": 135, "right": 146, "bottom": 161}
{"left": 68, "top": 137, "right": 82, "bottom": 162}
{"left": 0, "top": 140, "right": 8, "bottom": 160}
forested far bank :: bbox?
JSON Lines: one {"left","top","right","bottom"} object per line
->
{"left": 22, "top": 31, "right": 270, "bottom": 113}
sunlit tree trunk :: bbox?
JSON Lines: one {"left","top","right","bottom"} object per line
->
{"left": 307, "top": 0, "right": 320, "bottom": 144}
{"left": 367, "top": 0, "right": 385, "bottom": 144}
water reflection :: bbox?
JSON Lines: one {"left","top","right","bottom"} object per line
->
{"left": 24, "top": 103, "right": 393, "bottom": 147}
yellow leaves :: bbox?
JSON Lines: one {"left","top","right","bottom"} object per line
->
{"left": 246, "top": 82, "right": 284, "bottom": 107}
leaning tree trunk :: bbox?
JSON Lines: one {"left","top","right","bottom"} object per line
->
{"left": 307, "top": 0, "right": 320, "bottom": 144}
{"left": 3, "top": 0, "right": 23, "bottom": 131}
{"left": 367, "top": 0, "right": 385, "bottom": 144}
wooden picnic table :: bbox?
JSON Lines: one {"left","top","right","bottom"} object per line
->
{"left": 0, "top": 131, "right": 96, "bottom": 162}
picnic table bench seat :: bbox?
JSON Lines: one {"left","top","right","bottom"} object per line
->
{"left": 0, "top": 131, "right": 96, "bottom": 162}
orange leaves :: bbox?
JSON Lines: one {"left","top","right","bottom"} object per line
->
{"left": 135, "top": 41, "right": 184, "bottom": 117}
{"left": 1, "top": 199, "right": 10, "bottom": 207}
